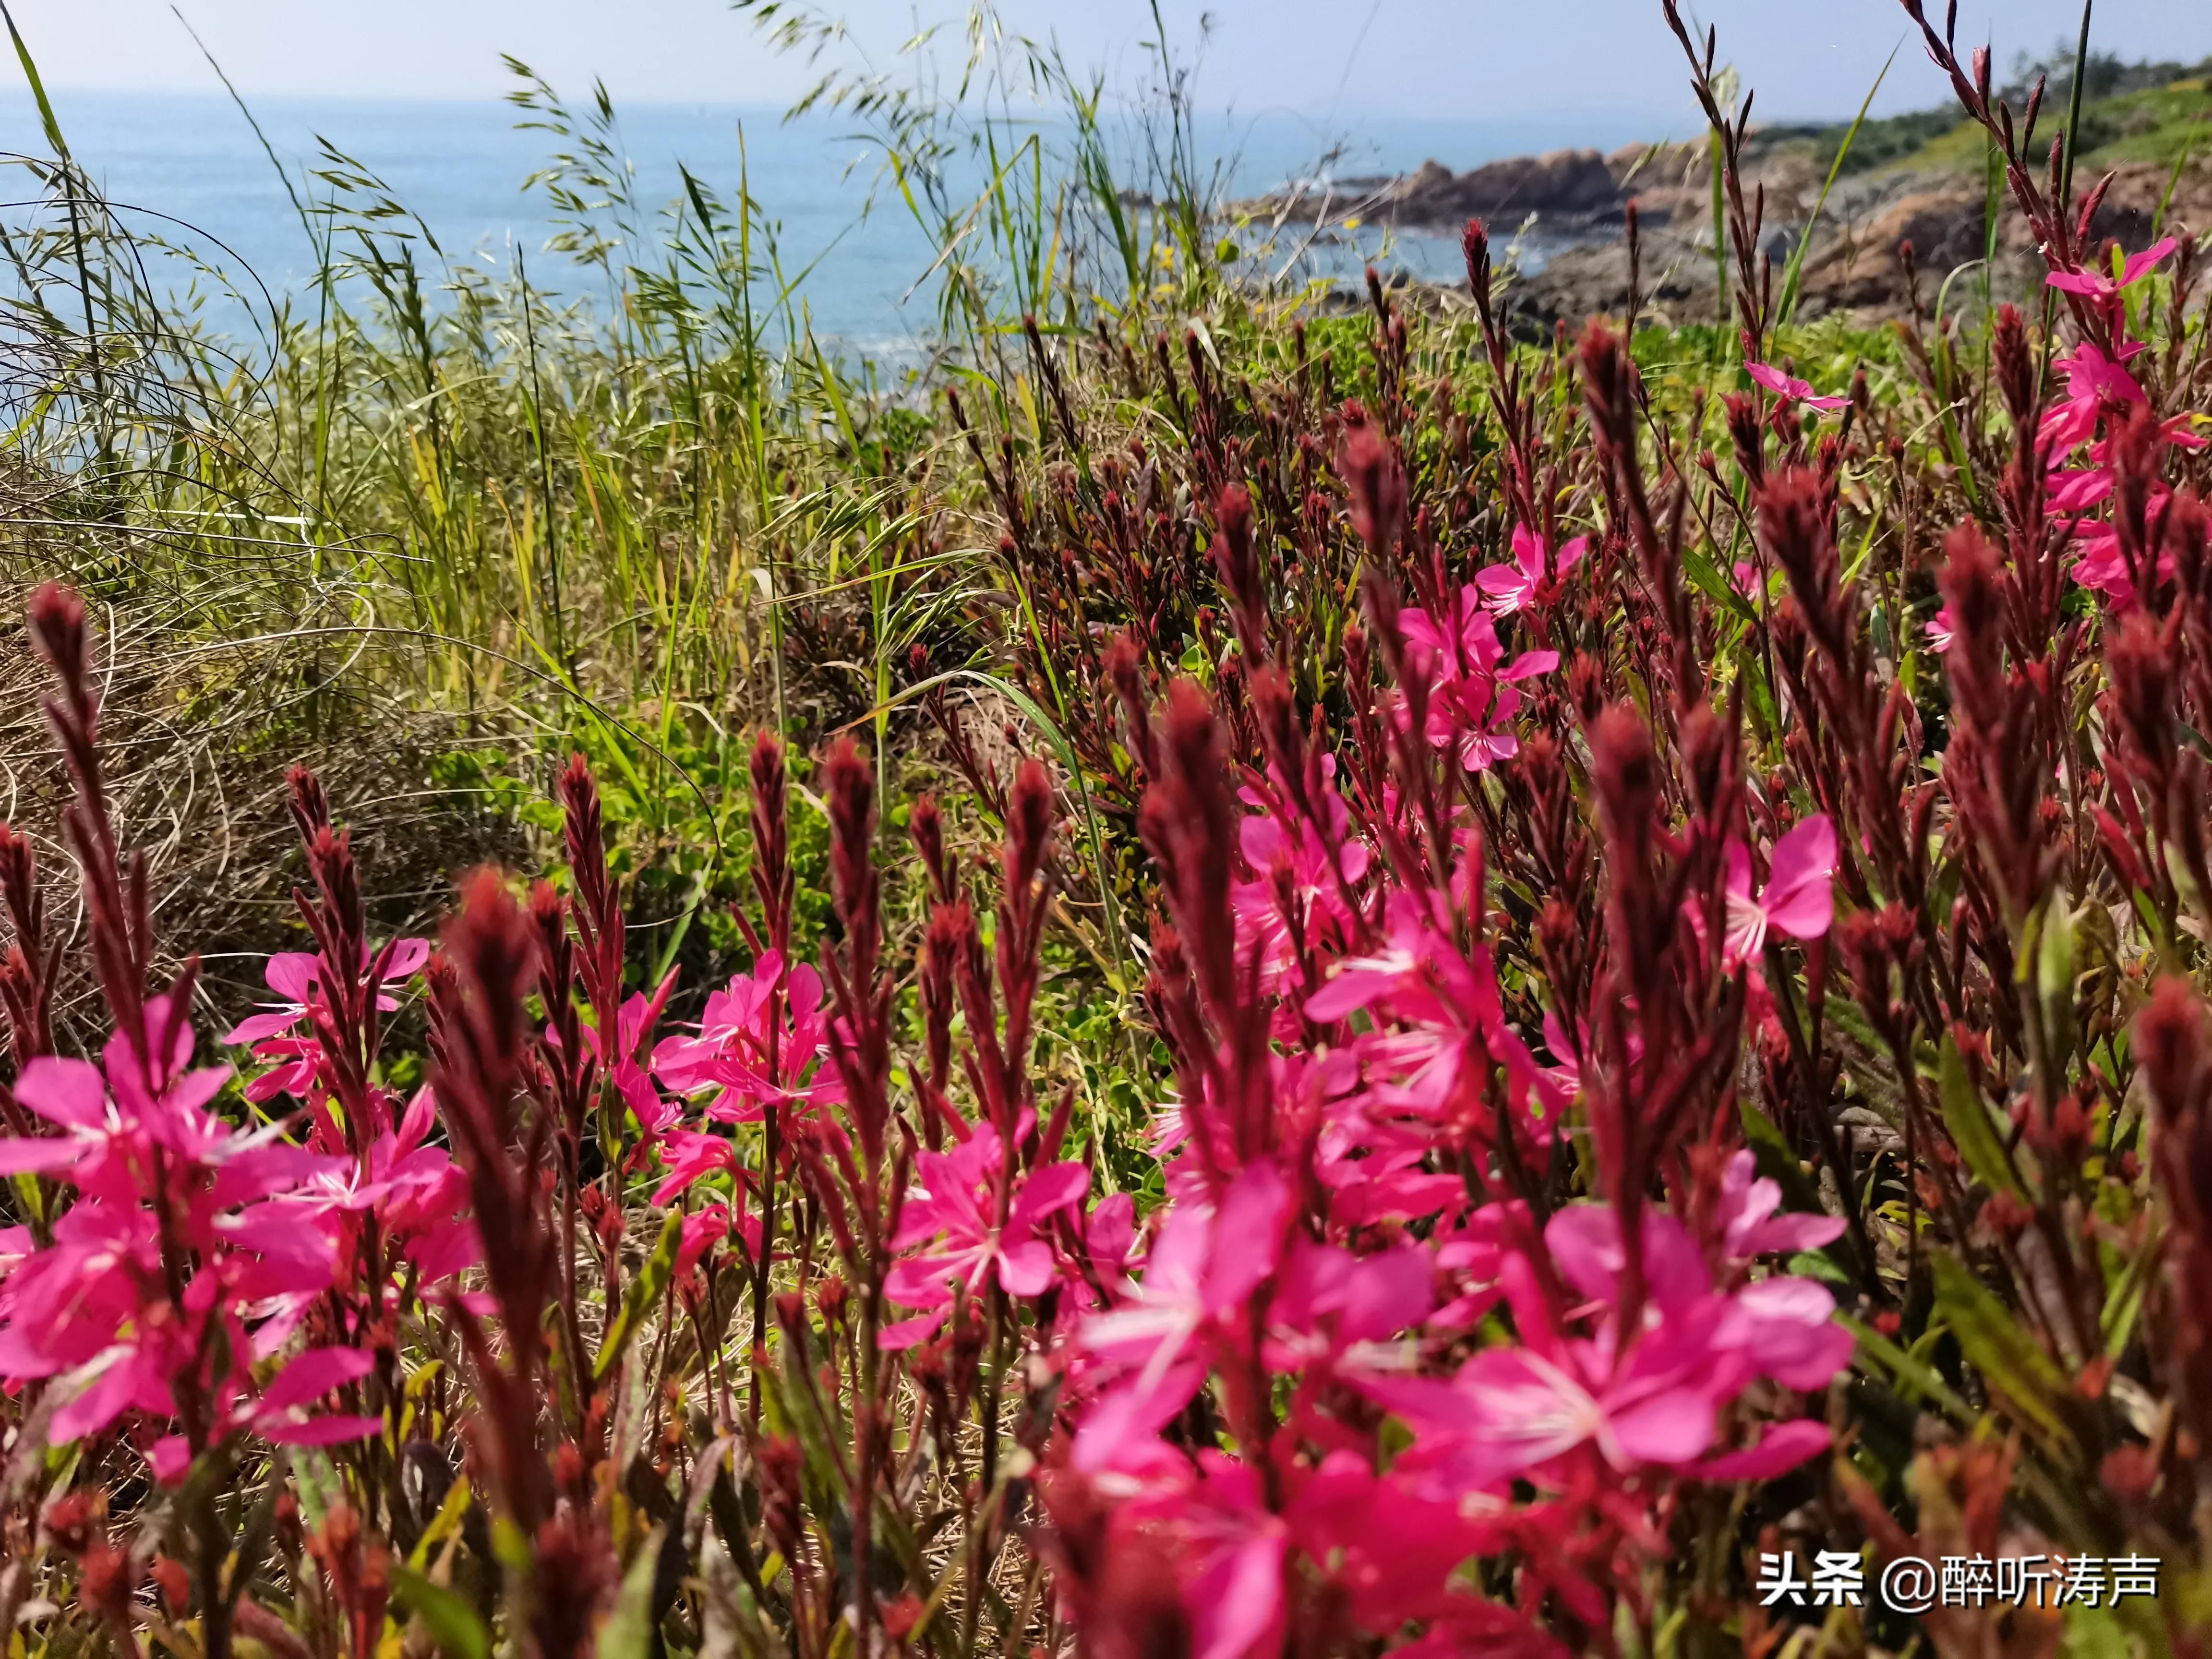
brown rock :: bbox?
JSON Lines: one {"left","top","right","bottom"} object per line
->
{"left": 1849, "top": 184, "right": 1989, "bottom": 273}
{"left": 1390, "top": 147, "right": 1623, "bottom": 226}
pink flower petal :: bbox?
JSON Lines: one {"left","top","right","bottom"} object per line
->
{"left": 1190, "top": 1535, "right": 1287, "bottom": 1659}
{"left": 1009, "top": 1161, "right": 1091, "bottom": 1230}
{"left": 0, "top": 1137, "right": 85, "bottom": 1175}
{"left": 49, "top": 1359, "right": 148, "bottom": 1444}
{"left": 1744, "top": 361, "right": 1796, "bottom": 397}
{"left": 1696, "top": 1419, "right": 1832, "bottom": 1481}
{"left": 995, "top": 1238, "right": 1058, "bottom": 1298}
{"left": 1205, "top": 1159, "right": 1291, "bottom": 1310}
{"left": 224, "top": 1010, "right": 303, "bottom": 1046}
{"left": 1604, "top": 1388, "right": 1716, "bottom": 1468}
{"left": 2118, "top": 236, "right": 2178, "bottom": 288}
{"left": 876, "top": 1310, "right": 948, "bottom": 1350}
{"left": 147, "top": 1434, "right": 193, "bottom": 1485}
{"left": 381, "top": 938, "right": 432, "bottom": 980}
{"left": 259, "top": 1346, "right": 377, "bottom": 1414}
{"left": 1762, "top": 815, "right": 1838, "bottom": 941}
{"left": 13, "top": 1057, "right": 108, "bottom": 1130}
{"left": 1498, "top": 650, "right": 1558, "bottom": 681}
{"left": 264, "top": 952, "right": 322, "bottom": 1002}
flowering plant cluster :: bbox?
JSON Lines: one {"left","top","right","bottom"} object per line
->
{"left": 5, "top": 6, "right": 2212, "bottom": 1659}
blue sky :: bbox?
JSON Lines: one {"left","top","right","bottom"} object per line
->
{"left": 16, "top": 0, "right": 2211, "bottom": 124}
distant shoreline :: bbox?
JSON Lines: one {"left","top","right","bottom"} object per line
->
{"left": 1226, "top": 59, "right": 2212, "bottom": 333}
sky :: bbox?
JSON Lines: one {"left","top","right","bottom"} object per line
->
{"left": 12, "top": 0, "right": 2211, "bottom": 126}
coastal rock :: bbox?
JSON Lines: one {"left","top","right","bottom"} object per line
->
{"left": 1390, "top": 147, "right": 1622, "bottom": 226}
{"left": 1258, "top": 133, "right": 2211, "bottom": 334}
{"left": 1851, "top": 183, "right": 1988, "bottom": 272}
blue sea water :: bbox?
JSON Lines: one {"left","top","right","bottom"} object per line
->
{"left": 1, "top": 89, "right": 1674, "bottom": 353}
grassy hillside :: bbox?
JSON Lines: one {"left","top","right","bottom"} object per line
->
{"left": 1752, "top": 50, "right": 2212, "bottom": 177}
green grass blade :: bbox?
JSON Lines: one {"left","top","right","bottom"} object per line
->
{"left": 1778, "top": 40, "right": 1899, "bottom": 327}
{"left": 0, "top": 0, "right": 68, "bottom": 159}
{"left": 2060, "top": 0, "right": 2095, "bottom": 209}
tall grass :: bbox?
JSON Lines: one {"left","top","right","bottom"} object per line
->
{"left": 0, "top": 0, "right": 1274, "bottom": 1019}
{"left": 2, "top": 0, "right": 1247, "bottom": 731}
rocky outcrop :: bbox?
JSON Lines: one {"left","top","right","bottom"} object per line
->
{"left": 1387, "top": 147, "right": 1624, "bottom": 227}
{"left": 1238, "top": 128, "right": 2211, "bottom": 334}
{"left": 1495, "top": 155, "right": 2210, "bottom": 335}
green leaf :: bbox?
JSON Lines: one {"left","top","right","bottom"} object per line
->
{"left": 289, "top": 1450, "right": 347, "bottom": 1535}
{"left": 1937, "top": 1034, "right": 2022, "bottom": 1198}
{"left": 2099, "top": 1239, "right": 2155, "bottom": 1361}
{"left": 2037, "top": 896, "right": 2078, "bottom": 1074}
{"left": 1788, "top": 1250, "right": 1851, "bottom": 1285}
{"left": 597, "top": 1209, "right": 683, "bottom": 1381}
{"left": 392, "top": 1565, "right": 491, "bottom": 1659}
{"left": 9, "top": 1171, "right": 44, "bottom": 1228}
{"left": 1840, "top": 1312, "right": 1972, "bottom": 1422}
{"left": 1777, "top": 41, "right": 1898, "bottom": 325}
{"left": 0, "top": 2, "right": 71, "bottom": 159}
{"left": 2061, "top": 1605, "right": 2130, "bottom": 1659}
{"left": 596, "top": 1527, "right": 667, "bottom": 1659}
{"left": 1738, "top": 1099, "right": 1822, "bottom": 1214}
{"left": 1930, "top": 1249, "right": 2078, "bottom": 1457}
{"left": 1682, "top": 544, "right": 1757, "bottom": 627}
{"left": 406, "top": 1474, "right": 474, "bottom": 1572}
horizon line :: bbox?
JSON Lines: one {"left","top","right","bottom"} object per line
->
{"left": 0, "top": 82, "right": 1751, "bottom": 133}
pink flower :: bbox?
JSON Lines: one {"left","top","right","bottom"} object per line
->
{"left": 1366, "top": 1219, "right": 1728, "bottom": 1491}
{"left": 1229, "top": 760, "right": 1370, "bottom": 996}
{"left": 1723, "top": 815, "right": 1837, "bottom": 966}
{"left": 1078, "top": 1191, "right": 1142, "bottom": 1285}
{"left": 1081, "top": 1159, "right": 1290, "bottom": 1394}
{"left": 1104, "top": 1454, "right": 1287, "bottom": 1659}
{"left": 0, "top": 1001, "right": 314, "bottom": 1210}
{"left": 1925, "top": 603, "right": 1957, "bottom": 654}
{"left": 879, "top": 1129, "right": 1090, "bottom": 1348}
{"left": 2047, "top": 465, "right": 2116, "bottom": 515}
{"left": 1389, "top": 1337, "right": 1721, "bottom": 1488}
{"left": 1476, "top": 524, "right": 1588, "bottom": 615}
{"left": 1284, "top": 1455, "right": 1507, "bottom": 1635}
{"left": 568, "top": 975, "right": 680, "bottom": 1135}
{"left": 650, "top": 1128, "right": 741, "bottom": 1205}
{"left": 676, "top": 1202, "right": 760, "bottom": 1279}
{"left": 1396, "top": 587, "right": 1556, "bottom": 773}
{"left": 2040, "top": 339, "right": 2148, "bottom": 451}
{"left": 0, "top": 1202, "right": 168, "bottom": 1395}
{"left": 0, "top": 998, "right": 365, "bottom": 1452}
{"left": 2068, "top": 516, "right": 2180, "bottom": 605}
{"left": 1263, "top": 1238, "right": 1433, "bottom": 1378}
{"left": 1745, "top": 361, "right": 1851, "bottom": 413}
{"left": 1714, "top": 1276, "right": 1858, "bottom": 1390}
{"left": 223, "top": 940, "right": 428, "bottom": 1106}
{"left": 146, "top": 1346, "right": 385, "bottom": 1484}
{"left": 1543, "top": 1205, "right": 1851, "bottom": 1390}
{"left": 652, "top": 951, "right": 842, "bottom": 1123}
{"left": 2046, "top": 236, "right": 2176, "bottom": 304}
{"left": 251, "top": 1085, "right": 481, "bottom": 1342}
{"left": 1304, "top": 890, "right": 1501, "bottom": 1032}
{"left": 1365, "top": 1204, "right": 1848, "bottom": 1495}
{"left": 1716, "top": 1150, "right": 1846, "bottom": 1262}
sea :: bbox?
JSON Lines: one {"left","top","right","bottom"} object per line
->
{"left": 1, "top": 90, "right": 1676, "bottom": 357}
